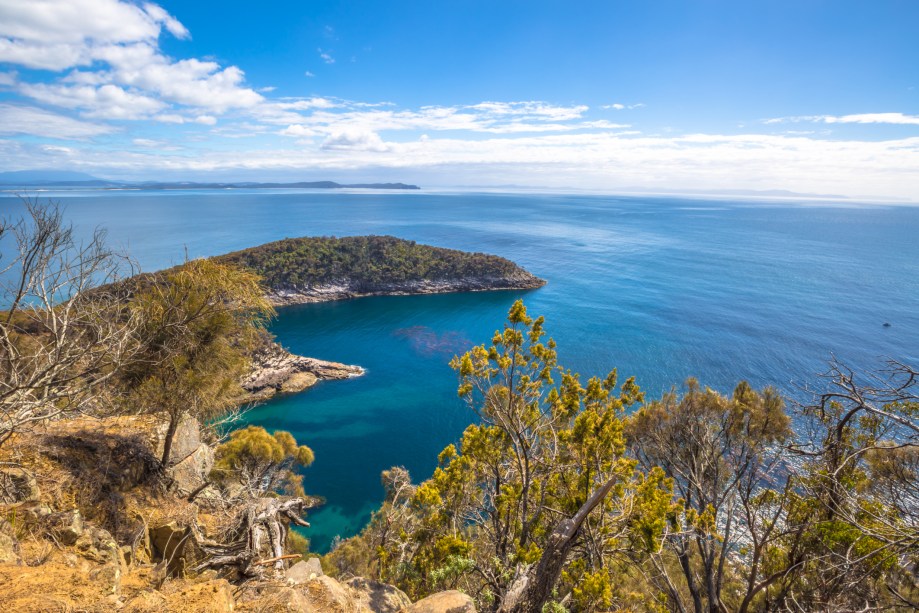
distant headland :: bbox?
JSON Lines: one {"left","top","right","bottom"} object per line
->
{"left": 0, "top": 170, "right": 420, "bottom": 191}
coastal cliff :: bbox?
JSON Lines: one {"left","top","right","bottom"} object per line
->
{"left": 217, "top": 235, "right": 546, "bottom": 306}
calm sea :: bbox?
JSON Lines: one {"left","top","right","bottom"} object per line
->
{"left": 2, "top": 189, "right": 917, "bottom": 551}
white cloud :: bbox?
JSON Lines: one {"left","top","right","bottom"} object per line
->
{"left": 0, "top": 0, "right": 262, "bottom": 118}
{"left": 280, "top": 124, "right": 320, "bottom": 138}
{"left": 0, "top": 104, "right": 116, "bottom": 139}
{"left": 318, "top": 48, "right": 335, "bottom": 64}
{"left": 766, "top": 112, "right": 919, "bottom": 126}
{"left": 8, "top": 126, "right": 916, "bottom": 199}
{"left": 304, "top": 71, "right": 315, "bottom": 78}
{"left": 132, "top": 138, "right": 163, "bottom": 147}
{"left": 470, "top": 101, "right": 588, "bottom": 120}
{"left": 40, "top": 144, "right": 74, "bottom": 154}
{"left": 141, "top": 2, "right": 190, "bottom": 39}
{"left": 601, "top": 103, "right": 643, "bottom": 111}
{"left": 150, "top": 112, "right": 217, "bottom": 125}
{"left": 19, "top": 82, "right": 165, "bottom": 119}
{"left": 0, "top": 0, "right": 184, "bottom": 69}
{"left": 270, "top": 100, "right": 618, "bottom": 137}
{"left": 824, "top": 113, "right": 919, "bottom": 125}
{"left": 321, "top": 129, "right": 389, "bottom": 152}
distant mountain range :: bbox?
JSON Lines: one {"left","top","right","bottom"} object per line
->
{"left": 0, "top": 170, "right": 420, "bottom": 191}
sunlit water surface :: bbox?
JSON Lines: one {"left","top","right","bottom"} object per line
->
{"left": 2, "top": 190, "right": 916, "bottom": 551}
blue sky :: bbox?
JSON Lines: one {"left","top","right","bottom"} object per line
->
{"left": 0, "top": 0, "right": 917, "bottom": 198}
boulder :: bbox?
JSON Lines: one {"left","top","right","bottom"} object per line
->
{"left": 167, "top": 442, "right": 215, "bottom": 496}
{"left": 281, "top": 371, "right": 319, "bottom": 393}
{"left": 47, "top": 508, "right": 84, "bottom": 545}
{"left": 299, "top": 575, "right": 358, "bottom": 612}
{"left": 150, "top": 521, "right": 193, "bottom": 576}
{"left": 89, "top": 556, "right": 123, "bottom": 596}
{"left": 75, "top": 525, "right": 121, "bottom": 566}
{"left": 0, "top": 467, "right": 40, "bottom": 503}
{"left": 154, "top": 413, "right": 203, "bottom": 465}
{"left": 0, "top": 518, "right": 20, "bottom": 565}
{"left": 287, "top": 557, "right": 324, "bottom": 583}
{"left": 347, "top": 576, "right": 412, "bottom": 613}
{"left": 401, "top": 590, "right": 476, "bottom": 613}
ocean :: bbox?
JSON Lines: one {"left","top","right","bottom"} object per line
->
{"left": 2, "top": 189, "right": 917, "bottom": 551}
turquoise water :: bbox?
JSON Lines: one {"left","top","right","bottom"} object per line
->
{"left": 2, "top": 190, "right": 917, "bottom": 551}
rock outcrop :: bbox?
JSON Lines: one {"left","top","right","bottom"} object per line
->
{"left": 266, "top": 273, "right": 546, "bottom": 307}
{"left": 242, "top": 341, "right": 364, "bottom": 400}
{"left": 347, "top": 577, "right": 412, "bottom": 613}
{"left": 401, "top": 590, "right": 476, "bottom": 613}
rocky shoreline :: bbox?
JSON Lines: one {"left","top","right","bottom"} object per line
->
{"left": 265, "top": 273, "right": 547, "bottom": 307}
{"left": 242, "top": 342, "right": 364, "bottom": 401}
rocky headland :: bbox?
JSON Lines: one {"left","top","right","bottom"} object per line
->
{"left": 242, "top": 342, "right": 364, "bottom": 401}
{"left": 218, "top": 235, "right": 546, "bottom": 307}
{"left": 225, "top": 235, "right": 545, "bottom": 395}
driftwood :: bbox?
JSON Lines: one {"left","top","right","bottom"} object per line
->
{"left": 499, "top": 478, "right": 617, "bottom": 613}
{"left": 194, "top": 497, "right": 312, "bottom": 576}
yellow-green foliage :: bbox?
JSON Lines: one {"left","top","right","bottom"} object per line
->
{"left": 332, "top": 300, "right": 674, "bottom": 608}
{"left": 213, "top": 425, "right": 314, "bottom": 496}
{"left": 122, "top": 258, "right": 274, "bottom": 463}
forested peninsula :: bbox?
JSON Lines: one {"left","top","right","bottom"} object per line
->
{"left": 217, "top": 235, "right": 547, "bottom": 305}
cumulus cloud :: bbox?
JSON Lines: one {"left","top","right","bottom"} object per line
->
{"left": 0, "top": 0, "right": 262, "bottom": 119}
{"left": 19, "top": 82, "right": 165, "bottom": 119}
{"left": 318, "top": 48, "right": 335, "bottom": 64}
{"left": 321, "top": 129, "right": 389, "bottom": 152}
{"left": 0, "top": 0, "right": 182, "bottom": 69}
{"left": 141, "top": 2, "right": 190, "bottom": 39}
{"left": 0, "top": 104, "right": 116, "bottom": 139}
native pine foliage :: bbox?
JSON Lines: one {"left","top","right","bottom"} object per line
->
{"left": 217, "top": 235, "right": 532, "bottom": 290}
{"left": 212, "top": 425, "right": 314, "bottom": 497}
{"left": 120, "top": 258, "right": 274, "bottom": 465}
{"left": 327, "top": 301, "right": 919, "bottom": 613}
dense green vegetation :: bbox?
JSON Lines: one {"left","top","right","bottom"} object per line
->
{"left": 326, "top": 300, "right": 919, "bottom": 612}
{"left": 217, "top": 235, "right": 542, "bottom": 291}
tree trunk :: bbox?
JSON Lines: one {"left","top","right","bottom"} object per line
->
{"left": 498, "top": 477, "right": 616, "bottom": 613}
{"left": 161, "top": 411, "right": 181, "bottom": 466}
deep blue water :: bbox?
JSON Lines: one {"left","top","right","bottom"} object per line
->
{"left": 2, "top": 190, "right": 917, "bottom": 552}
